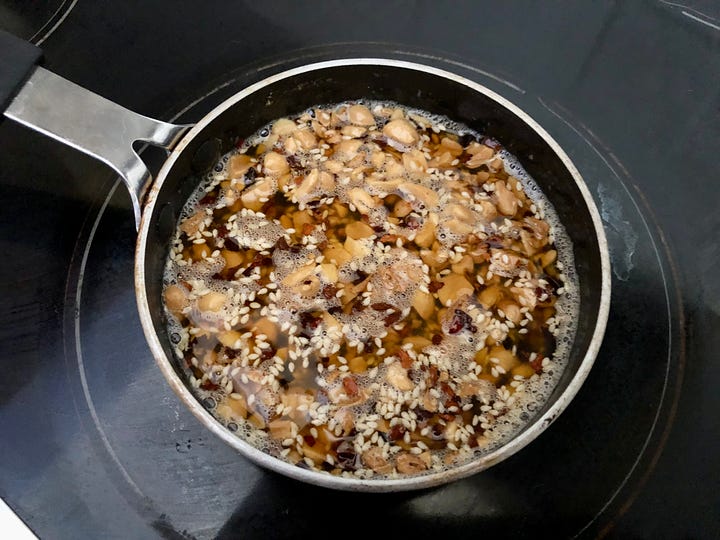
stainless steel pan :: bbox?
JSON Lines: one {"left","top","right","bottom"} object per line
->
{"left": 1, "top": 30, "right": 611, "bottom": 491}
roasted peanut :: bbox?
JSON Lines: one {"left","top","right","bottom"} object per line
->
{"left": 344, "top": 221, "right": 375, "bottom": 239}
{"left": 348, "top": 104, "right": 375, "bottom": 126}
{"left": 347, "top": 188, "right": 378, "bottom": 214}
{"left": 227, "top": 154, "right": 253, "bottom": 178}
{"left": 396, "top": 452, "right": 428, "bottom": 474}
{"left": 362, "top": 447, "right": 392, "bottom": 474}
{"left": 197, "top": 291, "right": 226, "bottom": 313}
{"left": 180, "top": 211, "right": 206, "bottom": 236}
{"left": 412, "top": 289, "right": 435, "bottom": 320}
{"left": 383, "top": 119, "right": 419, "bottom": 145}
{"left": 494, "top": 181, "right": 518, "bottom": 216}
{"left": 341, "top": 125, "right": 367, "bottom": 138}
{"left": 272, "top": 118, "right": 297, "bottom": 136}
{"left": 293, "top": 129, "right": 317, "bottom": 150}
{"left": 164, "top": 285, "right": 188, "bottom": 315}
{"left": 241, "top": 178, "right": 274, "bottom": 210}
{"left": 398, "top": 182, "right": 439, "bottom": 209}
{"left": 387, "top": 361, "right": 414, "bottom": 391}
{"left": 437, "top": 273, "right": 474, "bottom": 305}
{"left": 263, "top": 152, "right": 290, "bottom": 176}
{"left": 402, "top": 149, "right": 428, "bottom": 174}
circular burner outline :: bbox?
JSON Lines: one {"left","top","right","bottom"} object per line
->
{"left": 28, "top": 0, "right": 78, "bottom": 45}
{"left": 534, "top": 98, "right": 686, "bottom": 537}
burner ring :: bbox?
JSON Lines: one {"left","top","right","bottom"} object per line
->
{"left": 0, "top": 0, "right": 78, "bottom": 44}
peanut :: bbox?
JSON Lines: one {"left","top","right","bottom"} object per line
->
{"left": 227, "top": 154, "right": 253, "bottom": 178}
{"left": 383, "top": 119, "right": 419, "bottom": 145}
{"left": 164, "top": 285, "right": 188, "bottom": 314}
{"left": 437, "top": 273, "right": 474, "bottom": 305}
{"left": 348, "top": 104, "right": 375, "bottom": 126}
{"left": 197, "top": 291, "right": 226, "bottom": 313}
{"left": 263, "top": 151, "right": 289, "bottom": 176}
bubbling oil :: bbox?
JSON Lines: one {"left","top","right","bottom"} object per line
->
{"left": 162, "top": 100, "right": 578, "bottom": 478}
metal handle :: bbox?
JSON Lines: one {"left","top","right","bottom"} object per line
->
{"left": 4, "top": 66, "right": 190, "bottom": 229}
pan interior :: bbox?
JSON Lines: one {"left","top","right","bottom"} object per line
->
{"left": 141, "top": 61, "right": 604, "bottom": 478}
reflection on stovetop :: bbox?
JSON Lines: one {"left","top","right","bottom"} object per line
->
{"left": 0, "top": 0, "right": 76, "bottom": 44}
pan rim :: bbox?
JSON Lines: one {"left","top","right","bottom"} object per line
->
{"left": 135, "top": 57, "right": 611, "bottom": 491}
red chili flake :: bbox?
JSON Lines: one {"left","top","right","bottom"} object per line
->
{"left": 404, "top": 215, "right": 422, "bottom": 229}
{"left": 322, "top": 285, "right": 338, "bottom": 299}
{"left": 530, "top": 355, "right": 544, "bottom": 374}
{"left": 428, "top": 281, "right": 444, "bottom": 293}
{"left": 384, "top": 311, "right": 402, "bottom": 327}
{"left": 224, "top": 237, "right": 241, "bottom": 252}
{"left": 299, "top": 312, "right": 322, "bottom": 330}
{"left": 439, "top": 413, "right": 456, "bottom": 422}
{"left": 260, "top": 198, "right": 276, "bottom": 215}
{"left": 429, "top": 423, "right": 445, "bottom": 440}
{"left": 380, "top": 234, "right": 399, "bottom": 243}
{"left": 440, "top": 382, "right": 456, "bottom": 399}
{"left": 448, "top": 309, "right": 475, "bottom": 334}
{"left": 428, "top": 365, "right": 439, "bottom": 386}
{"left": 200, "top": 380, "right": 219, "bottom": 391}
{"left": 398, "top": 349, "right": 413, "bottom": 369}
{"left": 199, "top": 192, "right": 217, "bottom": 206}
{"left": 302, "top": 223, "right": 315, "bottom": 236}
{"left": 448, "top": 317, "right": 464, "bottom": 334}
{"left": 432, "top": 334, "right": 443, "bottom": 345}
{"left": 303, "top": 434, "right": 316, "bottom": 446}
{"left": 388, "top": 424, "right": 406, "bottom": 441}
{"left": 342, "top": 376, "right": 359, "bottom": 397}
{"left": 247, "top": 252, "right": 265, "bottom": 269}
{"left": 371, "top": 302, "right": 394, "bottom": 311}
{"left": 260, "top": 347, "right": 276, "bottom": 361}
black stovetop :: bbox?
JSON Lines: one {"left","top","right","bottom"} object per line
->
{"left": 1, "top": 2, "right": 718, "bottom": 539}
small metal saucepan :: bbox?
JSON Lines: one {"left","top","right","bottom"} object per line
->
{"left": 1, "top": 30, "right": 610, "bottom": 492}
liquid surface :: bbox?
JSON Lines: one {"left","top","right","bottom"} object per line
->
{"left": 162, "top": 101, "right": 577, "bottom": 479}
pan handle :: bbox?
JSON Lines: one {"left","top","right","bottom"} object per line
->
{"left": 1, "top": 31, "right": 190, "bottom": 230}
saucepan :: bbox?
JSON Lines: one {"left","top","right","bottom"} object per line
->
{"left": 0, "top": 30, "right": 610, "bottom": 491}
